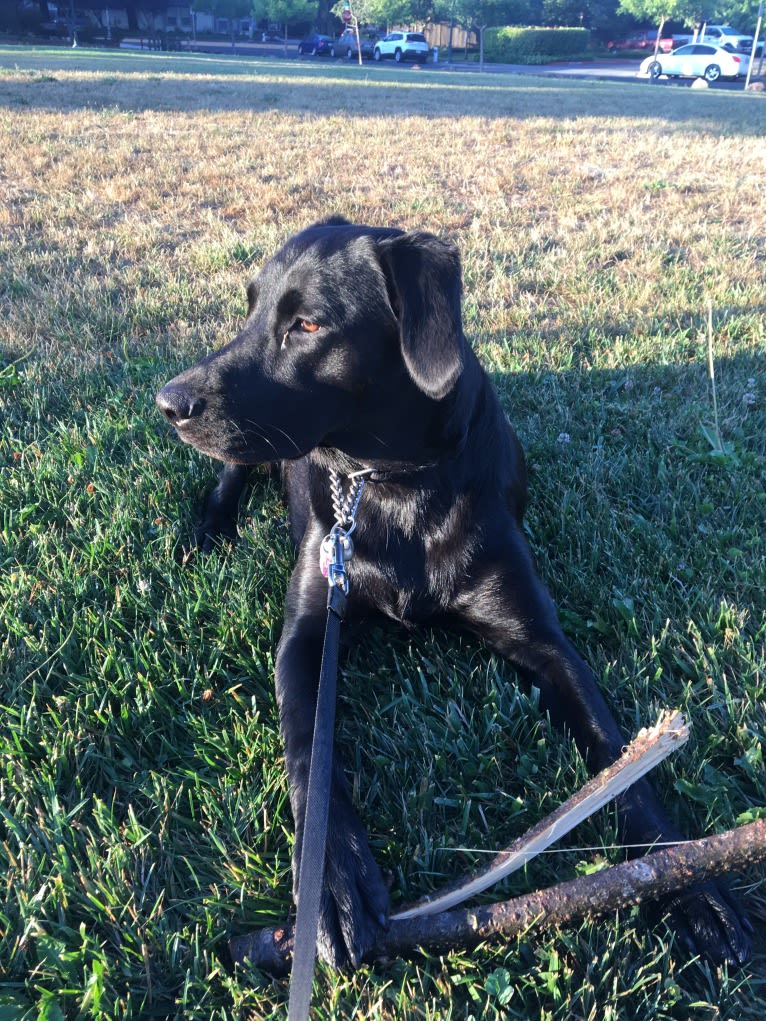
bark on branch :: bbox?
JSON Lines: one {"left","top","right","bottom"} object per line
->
{"left": 230, "top": 819, "right": 766, "bottom": 975}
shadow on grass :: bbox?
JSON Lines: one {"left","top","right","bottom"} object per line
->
{"left": 2, "top": 328, "right": 764, "bottom": 1015}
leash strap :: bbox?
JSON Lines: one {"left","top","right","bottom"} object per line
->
{"left": 287, "top": 470, "right": 367, "bottom": 1021}
{"left": 287, "top": 586, "right": 345, "bottom": 1021}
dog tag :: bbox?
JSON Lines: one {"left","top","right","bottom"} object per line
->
{"left": 319, "top": 534, "right": 353, "bottom": 578}
{"left": 319, "top": 536, "right": 334, "bottom": 578}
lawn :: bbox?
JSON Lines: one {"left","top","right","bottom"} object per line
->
{"left": 0, "top": 45, "right": 764, "bottom": 1020}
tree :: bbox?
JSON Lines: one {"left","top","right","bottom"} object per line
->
{"left": 587, "top": 0, "right": 634, "bottom": 40}
{"left": 330, "top": 0, "right": 410, "bottom": 40}
{"left": 618, "top": 0, "right": 703, "bottom": 53}
{"left": 432, "top": 0, "right": 465, "bottom": 60}
{"left": 542, "top": 0, "right": 589, "bottom": 24}
{"left": 453, "top": 0, "right": 526, "bottom": 68}
{"left": 369, "top": 0, "right": 420, "bottom": 29}
{"left": 713, "top": 0, "right": 762, "bottom": 26}
{"left": 193, "top": 0, "right": 253, "bottom": 48}
{"left": 251, "top": 0, "right": 318, "bottom": 50}
{"left": 122, "top": 0, "right": 166, "bottom": 33}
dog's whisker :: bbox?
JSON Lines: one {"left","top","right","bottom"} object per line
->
{"left": 249, "top": 427, "right": 279, "bottom": 457}
{"left": 262, "top": 423, "right": 302, "bottom": 455}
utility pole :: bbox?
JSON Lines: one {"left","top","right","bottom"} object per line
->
{"left": 745, "top": 0, "right": 764, "bottom": 89}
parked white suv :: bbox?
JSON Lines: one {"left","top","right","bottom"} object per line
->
{"left": 373, "top": 32, "right": 430, "bottom": 62}
{"left": 699, "top": 24, "right": 754, "bottom": 52}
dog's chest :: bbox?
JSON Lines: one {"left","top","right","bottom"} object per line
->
{"left": 353, "top": 560, "right": 443, "bottom": 626}
{"left": 348, "top": 501, "right": 471, "bottom": 625}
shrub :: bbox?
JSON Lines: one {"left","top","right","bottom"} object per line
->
{"left": 484, "top": 26, "right": 590, "bottom": 63}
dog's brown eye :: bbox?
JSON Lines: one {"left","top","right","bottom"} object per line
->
{"left": 299, "top": 320, "right": 320, "bottom": 333}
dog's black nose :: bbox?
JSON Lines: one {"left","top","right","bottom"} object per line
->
{"left": 156, "top": 385, "right": 205, "bottom": 425}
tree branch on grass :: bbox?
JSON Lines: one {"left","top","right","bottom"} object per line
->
{"left": 229, "top": 711, "right": 764, "bottom": 974}
{"left": 230, "top": 818, "right": 766, "bottom": 973}
{"left": 392, "top": 709, "right": 690, "bottom": 920}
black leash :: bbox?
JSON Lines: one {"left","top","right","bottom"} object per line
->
{"left": 287, "top": 471, "right": 368, "bottom": 1021}
{"left": 287, "top": 585, "right": 344, "bottom": 1020}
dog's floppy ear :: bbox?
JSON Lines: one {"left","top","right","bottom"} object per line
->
{"left": 378, "top": 232, "right": 465, "bottom": 400}
{"left": 314, "top": 214, "right": 352, "bottom": 228}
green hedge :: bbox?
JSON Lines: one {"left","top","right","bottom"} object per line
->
{"left": 484, "top": 27, "right": 590, "bottom": 63}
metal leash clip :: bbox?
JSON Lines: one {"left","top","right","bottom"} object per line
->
{"left": 319, "top": 468, "right": 370, "bottom": 592}
{"left": 319, "top": 527, "right": 354, "bottom": 593}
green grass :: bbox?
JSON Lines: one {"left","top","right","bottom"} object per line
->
{"left": 0, "top": 44, "right": 765, "bottom": 1020}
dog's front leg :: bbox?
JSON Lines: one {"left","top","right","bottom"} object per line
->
{"left": 275, "top": 549, "right": 389, "bottom": 968}
{"left": 453, "top": 531, "right": 750, "bottom": 967}
{"left": 194, "top": 463, "right": 251, "bottom": 550}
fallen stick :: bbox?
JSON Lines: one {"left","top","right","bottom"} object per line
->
{"left": 230, "top": 818, "right": 766, "bottom": 974}
{"left": 229, "top": 710, "right": 710, "bottom": 973}
{"left": 393, "top": 710, "right": 689, "bottom": 920}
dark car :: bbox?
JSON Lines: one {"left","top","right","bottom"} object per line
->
{"left": 337, "top": 28, "right": 376, "bottom": 59}
{"left": 297, "top": 34, "right": 335, "bottom": 56}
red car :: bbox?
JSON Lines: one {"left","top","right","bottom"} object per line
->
{"left": 609, "top": 31, "right": 656, "bottom": 50}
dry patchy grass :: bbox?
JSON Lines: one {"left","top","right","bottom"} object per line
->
{"left": 1, "top": 57, "right": 764, "bottom": 378}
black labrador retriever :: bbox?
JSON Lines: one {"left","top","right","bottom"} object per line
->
{"left": 156, "top": 218, "right": 749, "bottom": 970}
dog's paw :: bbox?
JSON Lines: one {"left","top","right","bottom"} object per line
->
{"left": 659, "top": 880, "right": 752, "bottom": 967}
{"left": 192, "top": 517, "right": 238, "bottom": 553}
{"left": 293, "top": 820, "right": 389, "bottom": 970}
{"left": 320, "top": 832, "right": 390, "bottom": 969}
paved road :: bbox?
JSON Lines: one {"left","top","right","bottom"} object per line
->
{"left": 125, "top": 38, "right": 758, "bottom": 91}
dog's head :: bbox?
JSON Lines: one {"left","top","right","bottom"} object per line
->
{"left": 156, "top": 219, "right": 466, "bottom": 464}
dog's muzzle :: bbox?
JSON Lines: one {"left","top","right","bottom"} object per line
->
{"left": 156, "top": 384, "right": 205, "bottom": 427}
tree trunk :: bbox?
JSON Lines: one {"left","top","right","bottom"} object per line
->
{"left": 125, "top": 2, "right": 139, "bottom": 32}
{"left": 653, "top": 17, "right": 665, "bottom": 58}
